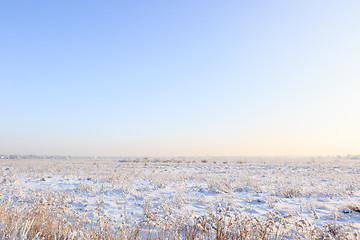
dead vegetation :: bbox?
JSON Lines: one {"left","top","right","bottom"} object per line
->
{"left": 0, "top": 198, "right": 358, "bottom": 240}
{"left": 1, "top": 158, "right": 360, "bottom": 239}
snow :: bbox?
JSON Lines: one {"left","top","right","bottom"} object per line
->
{"left": 1, "top": 156, "right": 360, "bottom": 235}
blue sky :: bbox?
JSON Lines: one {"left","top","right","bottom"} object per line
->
{"left": 1, "top": 1, "right": 360, "bottom": 156}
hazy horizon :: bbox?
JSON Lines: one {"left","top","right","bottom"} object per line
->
{"left": 1, "top": 1, "right": 360, "bottom": 156}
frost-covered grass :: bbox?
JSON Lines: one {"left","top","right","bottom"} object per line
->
{"left": 0, "top": 157, "right": 359, "bottom": 239}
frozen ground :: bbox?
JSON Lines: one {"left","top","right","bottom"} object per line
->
{"left": 0, "top": 156, "right": 359, "bottom": 239}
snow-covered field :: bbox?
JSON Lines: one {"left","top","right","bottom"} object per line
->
{"left": 1, "top": 157, "right": 359, "bottom": 239}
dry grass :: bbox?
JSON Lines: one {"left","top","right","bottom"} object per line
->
{"left": 0, "top": 198, "right": 358, "bottom": 240}
{"left": 1, "top": 158, "right": 360, "bottom": 239}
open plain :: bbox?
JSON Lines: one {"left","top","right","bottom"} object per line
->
{"left": 0, "top": 157, "right": 359, "bottom": 239}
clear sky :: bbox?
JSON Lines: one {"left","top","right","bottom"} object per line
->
{"left": 1, "top": 1, "right": 360, "bottom": 156}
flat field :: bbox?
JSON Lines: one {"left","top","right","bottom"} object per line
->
{"left": 0, "top": 157, "right": 359, "bottom": 239}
